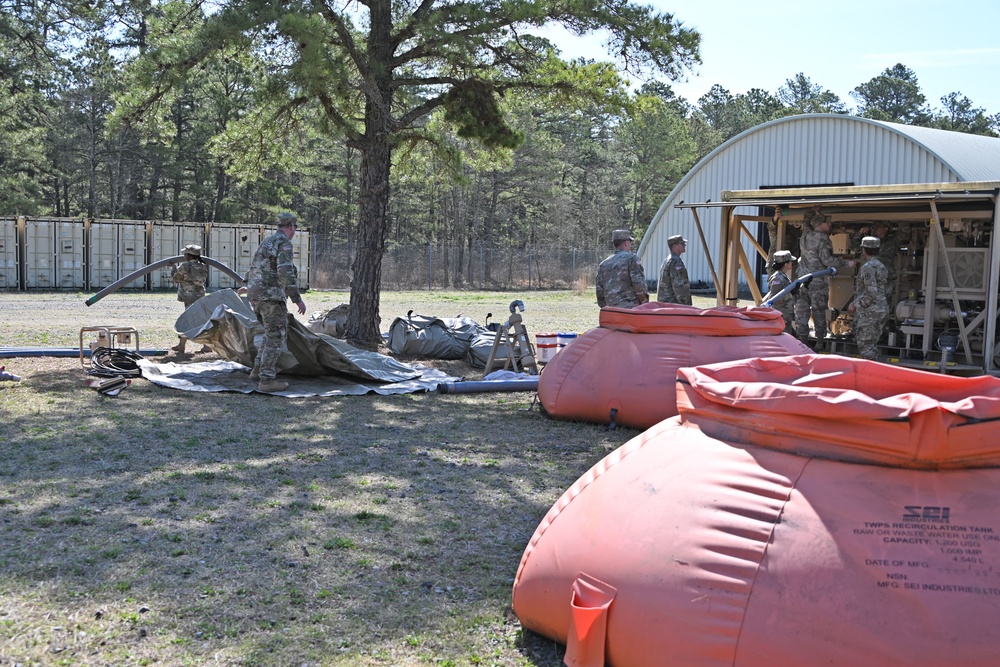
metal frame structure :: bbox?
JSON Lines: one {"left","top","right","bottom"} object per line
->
{"left": 676, "top": 181, "right": 1000, "bottom": 375}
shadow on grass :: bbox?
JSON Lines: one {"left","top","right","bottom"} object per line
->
{"left": 1, "top": 362, "right": 637, "bottom": 665}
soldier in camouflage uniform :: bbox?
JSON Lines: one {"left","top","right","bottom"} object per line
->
{"left": 848, "top": 236, "right": 889, "bottom": 360}
{"left": 245, "top": 212, "right": 307, "bottom": 393}
{"left": 794, "top": 210, "right": 855, "bottom": 350}
{"left": 596, "top": 230, "right": 649, "bottom": 309}
{"left": 872, "top": 222, "right": 899, "bottom": 304}
{"left": 170, "top": 244, "right": 211, "bottom": 354}
{"left": 762, "top": 250, "right": 796, "bottom": 334}
{"left": 657, "top": 235, "right": 692, "bottom": 304}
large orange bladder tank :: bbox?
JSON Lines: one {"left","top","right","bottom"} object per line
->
{"left": 537, "top": 303, "right": 808, "bottom": 429}
{"left": 513, "top": 355, "right": 1000, "bottom": 667}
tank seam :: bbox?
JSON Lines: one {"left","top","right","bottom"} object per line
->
{"left": 730, "top": 456, "right": 812, "bottom": 664}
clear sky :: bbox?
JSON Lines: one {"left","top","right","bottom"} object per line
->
{"left": 545, "top": 0, "right": 1000, "bottom": 115}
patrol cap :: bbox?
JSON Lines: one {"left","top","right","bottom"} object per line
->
{"left": 183, "top": 244, "right": 202, "bottom": 257}
{"left": 668, "top": 234, "right": 687, "bottom": 246}
{"left": 861, "top": 236, "right": 881, "bottom": 249}
{"left": 773, "top": 250, "right": 796, "bottom": 263}
{"left": 277, "top": 212, "right": 298, "bottom": 228}
{"left": 611, "top": 229, "right": 635, "bottom": 243}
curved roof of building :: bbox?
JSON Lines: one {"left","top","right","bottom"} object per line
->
{"left": 887, "top": 121, "right": 1000, "bottom": 180}
{"left": 638, "top": 114, "right": 1000, "bottom": 283}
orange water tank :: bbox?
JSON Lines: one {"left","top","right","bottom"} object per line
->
{"left": 514, "top": 355, "right": 1000, "bottom": 667}
{"left": 537, "top": 303, "right": 808, "bottom": 429}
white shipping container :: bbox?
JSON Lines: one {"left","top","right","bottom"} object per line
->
{"left": 234, "top": 225, "right": 262, "bottom": 284}
{"left": 55, "top": 220, "right": 85, "bottom": 288}
{"left": 89, "top": 222, "right": 117, "bottom": 289}
{"left": 4, "top": 218, "right": 310, "bottom": 292}
{"left": 208, "top": 225, "right": 237, "bottom": 289}
{"left": 294, "top": 230, "right": 311, "bottom": 290}
{"left": 24, "top": 219, "right": 54, "bottom": 288}
{"left": 151, "top": 223, "right": 204, "bottom": 289}
{"left": 118, "top": 222, "right": 148, "bottom": 289}
{"left": 0, "top": 218, "right": 18, "bottom": 288}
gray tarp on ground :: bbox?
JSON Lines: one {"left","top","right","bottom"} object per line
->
{"left": 175, "top": 289, "right": 421, "bottom": 382}
{"left": 137, "top": 359, "right": 457, "bottom": 397}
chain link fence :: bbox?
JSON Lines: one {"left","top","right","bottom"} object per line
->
{"left": 312, "top": 236, "right": 610, "bottom": 291}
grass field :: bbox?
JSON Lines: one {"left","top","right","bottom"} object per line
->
{"left": 0, "top": 288, "right": 715, "bottom": 666}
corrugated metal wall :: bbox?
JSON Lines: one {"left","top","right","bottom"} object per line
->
{"left": 0, "top": 218, "right": 310, "bottom": 292}
{"left": 638, "top": 115, "right": 974, "bottom": 286}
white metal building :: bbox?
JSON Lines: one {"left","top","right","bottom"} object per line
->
{"left": 638, "top": 114, "right": 1000, "bottom": 284}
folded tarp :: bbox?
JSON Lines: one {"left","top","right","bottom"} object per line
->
{"left": 387, "top": 312, "right": 484, "bottom": 359}
{"left": 466, "top": 331, "right": 510, "bottom": 369}
{"left": 175, "top": 290, "right": 421, "bottom": 383}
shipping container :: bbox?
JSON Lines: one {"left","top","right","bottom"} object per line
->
{"left": 55, "top": 220, "right": 85, "bottom": 288}
{"left": 24, "top": 219, "right": 55, "bottom": 288}
{"left": 88, "top": 221, "right": 118, "bottom": 289}
{"left": 234, "top": 225, "right": 263, "bottom": 284}
{"left": 118, "top": 221, "right": 149, "bottom": 290}
{"left": 208, "top": 224, "right": 238, "bottom": 289}
{"left": 295, "top": 229, "right": 311, "bottom": 290}
{"left": 0, "top": 218, "right": 18, "bottom": 289}
{"left": 151, "top": 222, "right": 205, "bottom": 289}
{"left": 3, "top": 218, "right": 309, "bottom": 292}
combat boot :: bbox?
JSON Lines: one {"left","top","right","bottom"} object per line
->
{"left": 171, "top": 337, "right": 187, "bottom": 353}
{"left": 257, "top": 379, "right": 289, "bottom": 393}
{"left": 249, "top": 367, "right": 261, "bottom": 381}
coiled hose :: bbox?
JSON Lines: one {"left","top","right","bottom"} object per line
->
{"left": 88, "top": 347, "right": 144, "bottom": 379}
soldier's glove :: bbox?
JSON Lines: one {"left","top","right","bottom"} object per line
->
{"left": 790, "top": 284, "right": 800, "bottom": 296}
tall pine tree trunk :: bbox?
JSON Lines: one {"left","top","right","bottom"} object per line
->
{"left": 345, "top": 0, "right": 392, "bottom": 350}
{"left": 346, "top": 131, "right": 391, "bottom": 350}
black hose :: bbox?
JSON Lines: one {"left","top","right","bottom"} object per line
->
{"left": 87, "top": 347, "right": 145, "bottom": 378}
{"left": 763, "top": 267, "right": 837, "bottom": 308}
{"left": 437, "top": 377, "right": 539, "bottom": 394}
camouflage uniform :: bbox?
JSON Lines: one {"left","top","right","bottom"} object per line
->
{"left": 794, "top": 216, "right": 852, "bottom": 344}
{"left": 854, "top": 256, "right": 889, "bottom": 360}
{"left": 763, "top": 269, "right": 795, "bottom": 334}
{"left": 876, "top": 228, "right": 899, "bottom": 302}
{"left": 765, "top": 215, "right": 802, "bottom": 274}
{"left": 171, "top": 259, "right": 208, "bottom": 308}
{"left": 596, "top": 250, "right": 648, "bottom": 308}
{"left": 246, "top": 230, "right": 303, "bottom": 381}
{"left": 657, "top": 252, "right": 692, "bottom": 304}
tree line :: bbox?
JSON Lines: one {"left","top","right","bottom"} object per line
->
{"left": 2, "top": 1, "right": 996, "bottom": 345}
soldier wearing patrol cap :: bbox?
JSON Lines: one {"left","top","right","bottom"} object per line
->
{"left": 246, "top": 212, "right": 308, "bottom": 392}
{"left": 596, "top": 229, "right": 649, "bottom": 309}
{"left": 170, "top": 244, "right": 210, "bottom": 354}
{"left": 657, "top": 234, "right": 691, "bottom": 304}
{"left": 848, "top": 236, "right": 889, "bottom": 360}
{"left": 794, "top": 208, "right": 856, "bottom": 350}
{"left": 762, "top": 249, "right": 797, "bottom": 334}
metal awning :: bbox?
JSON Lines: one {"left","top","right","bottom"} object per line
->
{"left": 675, "top": 192, "right": 996, "bottom": 209}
